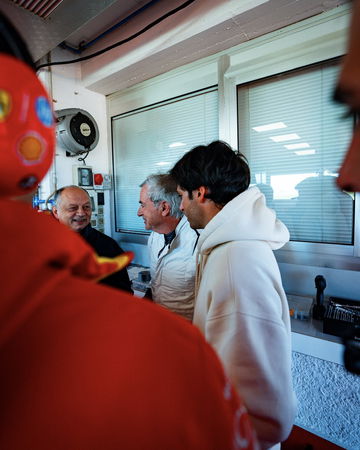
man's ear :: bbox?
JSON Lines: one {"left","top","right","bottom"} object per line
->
{"left": 52, "top": 206, "right": 59, "bottom": 219}
{"left": 160, "top": 201, "right": 171, "bottom": 216}
{"left": 196, "top": 186, "right": 208, "bottom": 202}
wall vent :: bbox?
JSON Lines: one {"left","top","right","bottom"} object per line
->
{"left": 9, "top": 0, "right": 65, "bottom": 19}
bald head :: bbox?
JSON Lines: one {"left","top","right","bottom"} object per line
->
{"left": 52, "top": 186, "right": 92, "bottom": 232}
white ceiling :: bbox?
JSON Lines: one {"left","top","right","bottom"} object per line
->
{"left": 1, "top": 0, "right": 350, "bottom": 95}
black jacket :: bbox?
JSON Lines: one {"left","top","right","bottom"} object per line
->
{"left": 80, "top": 224, "right": 133, "bottom": 293}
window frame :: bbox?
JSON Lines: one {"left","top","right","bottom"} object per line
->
{"left": 111, "top": 85, "right": 219, "bottom": 236}
{"left": 217, "top": 5, "right": 360, "bottom": 266}
{"left": 236, "top": 57, "right": 357, "bottom": 251}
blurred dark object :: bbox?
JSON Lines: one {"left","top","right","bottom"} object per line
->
{"left": 0, "top": 11, "right": 35, "bottom": 70}
{"left": 144, "top": 287, "right": 153, "bottom": 301}
{"left": 138, "top": 270, "right": 151, "bottom": 283}
{"left": 323, "top": 296, "right": 360, "bottom": 338}
{"left": 343, "top": 326, "right": 360, "bottom": 375}
{"left": 130, "top": 269, "right": 151, "bottom": 296}
{"left": 282, "top": 424, "right": 345, "bottom": 449}
{"left": 312, "top": 275, "right": 326, "bottom": 320}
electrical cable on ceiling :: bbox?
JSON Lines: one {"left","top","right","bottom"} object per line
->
{"left": 61, "top": 0, "right": 162, "bottom": 54}
{"left": 35, "top": 0, "right": 196, "bottom": 71}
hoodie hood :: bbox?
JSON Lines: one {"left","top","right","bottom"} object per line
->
{"left": 198, "top": 186, "right": 289, "bottom": 255}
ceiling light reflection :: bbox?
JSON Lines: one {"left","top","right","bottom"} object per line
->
{"left": 252, "top": 122, "right": 287, "bottom": 132}
{"left": 285, "top": 143, "right": 310, "bottom": 150}
{"left": 294, "top": 150, "right": 316, "bottom": 156}
{"left": 270, "top": 133, "right": 300, "bottom": 142}
{"left": 169, "top": 142, "right": 186, "bottom": 148}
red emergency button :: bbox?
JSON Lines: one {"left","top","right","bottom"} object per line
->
{"left": 94, "top": 173, "right": 103, "bottom": 185}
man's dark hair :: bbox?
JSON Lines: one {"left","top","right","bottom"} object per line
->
{"left": 170, "top": 140, "right": 250, "bottom": 206}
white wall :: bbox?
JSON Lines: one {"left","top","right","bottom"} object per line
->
{"left": 39, "top": 49, "right": 112, "bottom": 236}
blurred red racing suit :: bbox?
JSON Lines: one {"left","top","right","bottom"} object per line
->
{"left": 0, "top": 199, "right": 258, "bottom": 450}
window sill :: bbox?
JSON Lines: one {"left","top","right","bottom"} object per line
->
{"left": 287, "top": 294, "right": 344, "bottom": 365}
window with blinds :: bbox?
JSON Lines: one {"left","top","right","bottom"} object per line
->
{"left": 237, "top": 59, "right": 354, "bottom": 245}
{"left": 112, "top": 87, "right": 218, "bottom": 233}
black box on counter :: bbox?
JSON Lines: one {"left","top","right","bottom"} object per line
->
{"left": 323, "top": 296, "right": 360, "bottom": 338}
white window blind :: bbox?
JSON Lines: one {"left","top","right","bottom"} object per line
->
{"left": 112, "top": 87, "right": 218, "bottom": 233}
{"left": 238, "top": 60, "right": 354, "bottom": 245}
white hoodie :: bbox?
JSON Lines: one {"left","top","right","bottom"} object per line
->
{"left": 193, "top": 187, "right": 296, "bottom": 449}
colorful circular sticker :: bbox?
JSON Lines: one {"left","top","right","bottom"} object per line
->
{"left": 36, "top": 96, "right": 53, "bottom": 127}
{"left": 18, "top": 134, "right": 44, "bottom": 163}
{"left": 0, "top": 89, "right": 12, "bottom": 121}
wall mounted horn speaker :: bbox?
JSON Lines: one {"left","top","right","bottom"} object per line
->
{"left": 55, "top": 108, "right": 99, "bottom": 154}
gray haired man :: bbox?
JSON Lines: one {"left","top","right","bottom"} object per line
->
{"left": 138, "top": 174, "right": 199, "bottom": 320}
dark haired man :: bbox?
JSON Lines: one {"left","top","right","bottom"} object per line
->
{"left": 171, "top": 140, "right": 296, "bottom": 450}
